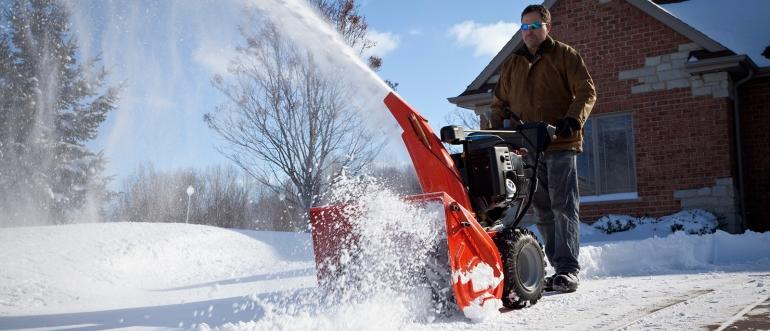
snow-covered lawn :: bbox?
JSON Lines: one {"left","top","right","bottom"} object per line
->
{"left": 0, "top": 223, "right": 316, "bottom": 329}
{"left": 1, "top": 213, "right": 768, "bottom": 330}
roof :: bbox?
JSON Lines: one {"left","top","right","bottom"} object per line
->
{"left": 449, "top": 0, "right": 769, "bottom": 107}
{"left": 658, "top": 0, "right": 770, "bottom": 68}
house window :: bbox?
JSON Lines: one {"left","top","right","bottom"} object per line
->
{"left": 577, "top": 113, "right": 637, "bottom": 199}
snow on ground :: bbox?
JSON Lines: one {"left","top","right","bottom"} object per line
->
{"left": 1, "top": 210, "right": 769, "bottom": 330}
{"left": 0, "top": 223, "right": 316, "bottom": 328}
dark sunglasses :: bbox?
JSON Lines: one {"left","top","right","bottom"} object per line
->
{"left": 521, "top": 21, "right": 547, "bottom": 31}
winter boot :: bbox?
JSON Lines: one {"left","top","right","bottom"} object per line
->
{"left": 552, "top": 272, "right": 579, "bottom": 293}
{"left": 544, "top": 275, "right": 554, "bottom": 292}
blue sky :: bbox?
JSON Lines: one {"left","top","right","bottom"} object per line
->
{"left": 358, "top": 1, "right": 531, "bottom": 125}
{"left": 69, "top": 0, "right": 533, "bottom": 183}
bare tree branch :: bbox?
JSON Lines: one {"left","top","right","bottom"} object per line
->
{"left": 444, "top": 107, "right": 481, "bottom": 130}
{"left": 308, "top": 0, "right": 374, "bottom": 55}
{"left": 205, "top": 21, "right": 383, "bottom": 223}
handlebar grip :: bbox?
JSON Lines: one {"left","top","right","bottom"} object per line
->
{"left": 546, "top": 124, "right": 556, "bottom": 140}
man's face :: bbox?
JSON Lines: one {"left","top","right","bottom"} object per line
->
{"left": 521, "top": 12, "right": 550, "bottom": 51}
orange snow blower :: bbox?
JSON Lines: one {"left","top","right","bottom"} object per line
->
{"left": 310, "top": 92, "right": 554, "bottom": 318}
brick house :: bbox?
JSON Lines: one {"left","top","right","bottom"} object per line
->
{"left": 448, "top": 0, "right": 770, "bottom": 233}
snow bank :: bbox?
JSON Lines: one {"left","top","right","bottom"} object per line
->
{"left": 580, "top": 229, "right": 770, "bottom": 278}
{"left": 711, "top": 230, "right": 770, "bottom": 265}
{"left": 580, "top": 231, "right": 717, "bottom": 277}
{"left": 523, "top": 209, "right": 770, "bottom": 278}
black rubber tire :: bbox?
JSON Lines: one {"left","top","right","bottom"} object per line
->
{"left": 496, "top": 227, "right": 545, "bottom": 309}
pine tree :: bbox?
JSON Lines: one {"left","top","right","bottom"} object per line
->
{"left": 0, "top": 0, "right": 118, "bottom": 225}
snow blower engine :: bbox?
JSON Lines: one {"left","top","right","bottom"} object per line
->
{"left": 309, "top": 92, "right": 555, "bottom": 319}
{"left": 440, "top": 122, "right": 554, "bottom": 230}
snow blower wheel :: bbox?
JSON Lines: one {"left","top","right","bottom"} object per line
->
{"left": 497, "top": 227, "right": 545, "bottom": 309}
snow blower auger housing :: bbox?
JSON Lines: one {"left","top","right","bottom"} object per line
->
{"left": 309, "top": 92, "right": 554, "bottom": 319}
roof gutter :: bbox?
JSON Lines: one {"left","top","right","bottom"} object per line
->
{"left": 755, "top": 67, "right": 770, "bottom": 78}
{"left": 685, "top": 55, "right": 751, "bottom": 75}
{"left": 447, "top": 92, "right": 493, "bottom": 110}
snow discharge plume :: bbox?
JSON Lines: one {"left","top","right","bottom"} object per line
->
{"left": 242, "top": 0, "right": 401, "bottom": 141}
{"left": 321, "top": 175, "right": 452, "bottom": 310}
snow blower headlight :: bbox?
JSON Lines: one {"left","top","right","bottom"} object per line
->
{"left": 440, "top": 125, "right": 466, "bottom": 145}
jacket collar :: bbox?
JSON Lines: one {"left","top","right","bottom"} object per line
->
{"left": 515, "top": 36, "right": 555, "bottom": 61}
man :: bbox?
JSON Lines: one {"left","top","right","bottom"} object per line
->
{"left": 490, "top": 4, "right": 596, "bottom": 293}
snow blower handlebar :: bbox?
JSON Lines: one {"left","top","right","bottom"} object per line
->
{"left": 439, "top": 124, "right": 556, "bottom": 154}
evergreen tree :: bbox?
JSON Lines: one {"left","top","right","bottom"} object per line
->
{"left": 0, "top": 0, "right": 118, "bottom": 225}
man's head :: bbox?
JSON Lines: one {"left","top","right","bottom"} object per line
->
{"left": 521, "top": 5, "right": 551, "bottom": 53}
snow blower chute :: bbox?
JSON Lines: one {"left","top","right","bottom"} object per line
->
{"left": 310, "top": 92, "right": 555, "bottom": 317}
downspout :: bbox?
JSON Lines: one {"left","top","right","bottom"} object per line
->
{"left": 732, "top": 67, "right": 754, "bottom": 232}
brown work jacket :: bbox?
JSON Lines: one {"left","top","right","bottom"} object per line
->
{"left": 490, "top": 36, "right": 596, "bottom": 152}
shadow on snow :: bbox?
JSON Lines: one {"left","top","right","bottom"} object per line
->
{"left": 0, "top": 287, "right": 315, "bottom": 330}
{"left": 153, "top": 267, "right": 317, "bottom": 292}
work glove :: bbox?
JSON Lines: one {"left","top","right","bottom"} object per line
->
{"left": 554, "top": 117, "right": 580, "bottom": 139}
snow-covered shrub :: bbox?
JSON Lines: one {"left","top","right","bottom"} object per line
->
{"left": 587, "top": 210, "right": 718, "bottom": 238}
{"left": 657, "top": 209, "right": 718, "bottom": 235}
{"left": 592, "top": 215, "right": 637, "bottom": 234}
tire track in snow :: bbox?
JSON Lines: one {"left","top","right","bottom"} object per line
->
{"left": 570, "top": 285, "right": 712, "bottom": 330}
{"left": 494, "top": 274, "right": 747, "bottom": 331}
{"left": 609, "top": 288, "right": 713, "bottom": 330}
{"left": 609, "top": 273, "right": 770, "bottom": 330}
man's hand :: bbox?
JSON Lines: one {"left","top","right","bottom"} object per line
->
{"left": 554, "top": 117, "right": 580, "bottom": 138}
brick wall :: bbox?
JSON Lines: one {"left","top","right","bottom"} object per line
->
{"left": 740, "top": 76, "right": 770, "bottom": 232}
{"left": 546, "top": 0, "right": 736, "bottom": 224}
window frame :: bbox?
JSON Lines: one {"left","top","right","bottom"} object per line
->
{"left": 579, "top": 111, "right": 639, "bottom": 203}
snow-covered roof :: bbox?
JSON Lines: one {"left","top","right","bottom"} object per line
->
{"left": 659, "top": 0, "right": 770, "bottom": 68}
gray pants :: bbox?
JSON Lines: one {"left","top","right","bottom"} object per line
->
{"left": 532, "top": 150, "right": 580, "bottom": 274}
